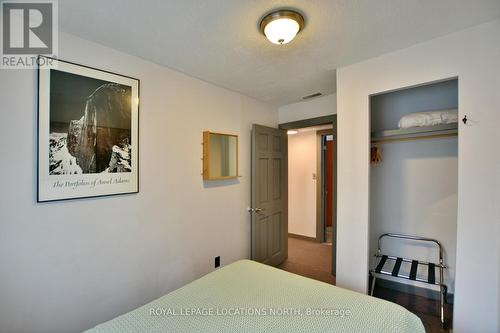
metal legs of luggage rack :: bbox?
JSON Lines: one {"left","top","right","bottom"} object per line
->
{"left": 369, "top": 233, "right": 447, "bottom": 328}
{"left": 370, "top": 273, "right": 376, "bottom": 296}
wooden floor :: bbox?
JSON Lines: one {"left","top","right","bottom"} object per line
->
{"left": 278, "top": 237, "right": 336, "bottom": 285}
{"left": 373, "top": 286, "right": 453, "bottom": 333}
{"left": 278, "top": 236, "right": 451, "bottom": 333}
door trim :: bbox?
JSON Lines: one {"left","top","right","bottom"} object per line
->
{"left": 279, "top": 115, "right": 337, "bottom": 275}
{"left": 279, "top": 115, "right": 336, "bottom": 130}
{"left": 316, "top": 129, "right": 335, "bottom": 244}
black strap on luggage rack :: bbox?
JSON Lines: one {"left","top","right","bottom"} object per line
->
{"left": 369, "top": 233, "right": 448, "bottom": 328}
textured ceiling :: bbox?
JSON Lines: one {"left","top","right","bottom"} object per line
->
{"left": 59, "top": 0, "right": 500, "bottom": 106}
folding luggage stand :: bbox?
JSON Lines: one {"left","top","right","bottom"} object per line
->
{"left": 369, "top": 233, "right": 448, "bottom": 327}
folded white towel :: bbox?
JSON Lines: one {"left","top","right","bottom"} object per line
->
{"left": 398, "top": 109, "right": 458, "bottom": 129}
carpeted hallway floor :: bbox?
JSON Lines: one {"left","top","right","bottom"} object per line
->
{"left": 278, "top": 236, "right": 336, "bottom": 285}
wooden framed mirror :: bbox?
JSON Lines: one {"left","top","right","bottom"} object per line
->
{"left": 202, "top": 131, "right": 238, "bottom": 180}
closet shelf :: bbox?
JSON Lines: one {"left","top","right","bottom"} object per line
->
{"left": 371, "top": 123, "right": 458, "bottom": 143}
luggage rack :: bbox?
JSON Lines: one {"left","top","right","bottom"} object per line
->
{"left": 369, "top": 233, "right": 448, "bottom": 327}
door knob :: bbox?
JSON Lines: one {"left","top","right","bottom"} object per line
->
{"left": 247, "top": 207, "right": 265, "bottom": 213}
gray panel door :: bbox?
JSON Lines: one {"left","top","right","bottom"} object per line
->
{"left": 251, "top": 124, "right": 288, "bottom": 266}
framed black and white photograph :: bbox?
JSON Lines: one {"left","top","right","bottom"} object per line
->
{"left": 38, "top": 56, "right": 139, "bottom": 202}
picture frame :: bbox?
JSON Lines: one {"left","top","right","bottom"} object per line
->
{"left": 37, "top": 56, "right": 140, "bottom": 202}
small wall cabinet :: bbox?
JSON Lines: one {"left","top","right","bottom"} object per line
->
{"left": 202, "top": 131, "right": 239, "bottom": 180}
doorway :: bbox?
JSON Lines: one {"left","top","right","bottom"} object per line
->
{"left": 277, "top": 115, "right": 337, "bottom": 282}
{"left": 317, "top": 131, "right": 335, "bottom": 245}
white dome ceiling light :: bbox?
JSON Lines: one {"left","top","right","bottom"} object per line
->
{"left": 260, "top": 10, "right": 305, "bottom": 45}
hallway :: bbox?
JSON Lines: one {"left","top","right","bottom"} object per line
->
{"left": 278, "top": 237, "right": 336, "bottom": 285}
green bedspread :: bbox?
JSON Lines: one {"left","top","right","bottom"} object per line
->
{"left": 84, "top": 260, "right": 424, "bottom": 333}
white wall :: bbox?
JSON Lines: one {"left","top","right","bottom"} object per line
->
{"left": 278, "top": 93, "right": 336, "bottom": 124}
{"left": 0, "top": 32, "right": 277, "bottom": 333}
{"left": 288, "top": 131, "right": 317, "bottom": 238}
{"left": 337, "top": 19, "right": 500, "bottom": 333}
{"left": 370, "top": 138, "right": 458, "bottom": 292}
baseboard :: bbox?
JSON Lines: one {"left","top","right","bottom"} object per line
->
{"left": 288, "top": 233, "right": 317, "bottom": 242}
{"left": 374, "top": 277, "right": 454, "bottom": 304}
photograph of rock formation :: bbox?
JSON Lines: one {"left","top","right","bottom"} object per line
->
{"left": 49, "top": 69, "right": 132, "bottom": 175}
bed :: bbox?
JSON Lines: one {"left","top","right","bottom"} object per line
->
{"left": 84, "top": 260, "right": 424, "bottom": 333}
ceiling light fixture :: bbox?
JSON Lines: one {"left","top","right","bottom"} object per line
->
{"left": 260, "top": 10, "right": 305, "bottom": 45}
{"left": 287, "top": 130, "right": 299, "bottom": 135}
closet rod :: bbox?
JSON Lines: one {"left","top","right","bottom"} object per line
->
{"left": 371, "top": 132, "right": 458, "bottom": 144}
